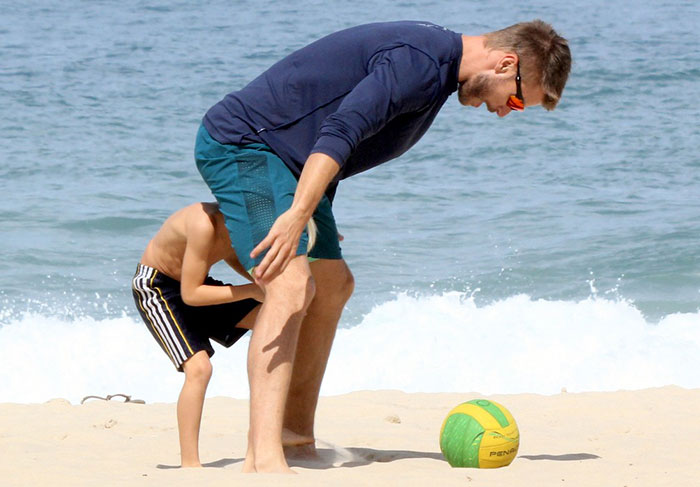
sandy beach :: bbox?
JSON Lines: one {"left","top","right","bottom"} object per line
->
{"left": 2, "top": 386, "right": 699, "bottom": 486}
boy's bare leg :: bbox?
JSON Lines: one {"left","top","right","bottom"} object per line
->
{"left": 283, "top": 259, "right": 354, "bottom": 454}
{"left": 178, "top": 351, "right": 213, "bottom": 467}
{"left": 243, "top": 255, "right": 315, "bottom": 473}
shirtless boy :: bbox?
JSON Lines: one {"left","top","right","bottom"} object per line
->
{"left": 131, "top": 202, "right": 263, "bottom": 467}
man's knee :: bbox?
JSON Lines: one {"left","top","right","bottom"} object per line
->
{"left": 295, "top": 273, "right": 316, "bottom": 311}
{"left": 332, "top": 264, "right": 354, "bottom": 303}
{"left": 265, "top": 263, "right": 316, "bottom": 314}
{"left": 314, "top": 260, "right": 354, "bottom": 304}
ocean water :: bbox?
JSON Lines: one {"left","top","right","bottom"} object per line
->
{"left": 1, "top": 0, "right": 699, "bottom": 403}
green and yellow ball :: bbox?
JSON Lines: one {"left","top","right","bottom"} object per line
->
{"left": 439, "top": 399, "right": 519, "bottom": 468}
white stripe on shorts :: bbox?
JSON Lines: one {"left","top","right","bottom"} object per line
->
{"left": 132, "top": 265, "right": 188, "bottom": 367}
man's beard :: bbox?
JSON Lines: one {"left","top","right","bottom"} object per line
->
{"left": 458, "top": 73, "right": 492, "bottom": 105}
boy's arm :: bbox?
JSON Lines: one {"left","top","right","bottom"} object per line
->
{"left": 180, "top": 217, "right": 263, "bottom": 306}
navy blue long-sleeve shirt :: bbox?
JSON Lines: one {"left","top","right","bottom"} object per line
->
{"left": 203, "top": 21, "right": 462, "bottom": 190}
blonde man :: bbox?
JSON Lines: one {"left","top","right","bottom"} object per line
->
{"left": 196, "top": 19, "right": 571, "bottom": 472}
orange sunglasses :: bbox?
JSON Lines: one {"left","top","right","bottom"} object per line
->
{"left": 506, "top": 62, "right": 525, "bottom": 111}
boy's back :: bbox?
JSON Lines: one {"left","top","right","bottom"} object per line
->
{"left": 140, "top": 202, "right": 246, "bottom": 281}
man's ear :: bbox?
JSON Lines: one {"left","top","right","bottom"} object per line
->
{"left": 495, "top": 54, "right": 518, "bottom": 76}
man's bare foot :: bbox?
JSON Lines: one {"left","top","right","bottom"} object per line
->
{"left": 242, "top": 460, "right": 296, "bottom": 474}
{"left": 242, "top": 443, "right": 297, "bottom": 474}
{"left": 282, "top": 428, "right": 318, "bottom": 460}
{"left": 284, "top": 442, "right": 320, "bottom": 460}
{"left": 180, "top": 462, "right": 202, "bottom": 468}
{"left": 282, "top": 428, "right": 314, "bottom": 446}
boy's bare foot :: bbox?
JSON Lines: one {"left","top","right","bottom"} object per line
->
{"left": 242, "top": 454, "right": 254, "bottom": 473}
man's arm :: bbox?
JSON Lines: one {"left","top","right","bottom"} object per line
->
{"left": 250, "top": 152, "right": 339, "bottom": 282}
{"left": 181, "top": 217, "right": 263, "bottom": 306}
{"left": 309, "top": 45, "right": 439, "bottom": 167}
{"left": 250, "top": 46, "right": 439, "bottom": 282}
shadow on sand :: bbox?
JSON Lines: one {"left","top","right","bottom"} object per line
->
{"left": 288, "top": 445, "right": 445, "bottom": 470}
{"left": 294, "top": 448, "right": 601, "bottom": 469}
{"left": 519, "top": 453, "right": 601, "bottom": 461}
{"left": 157, "top": 450, "right": 600, "bottom": 470}
{"left": 156, "top": 443, "right": 443, "bottom": 470}
{"left": 156, "top": 458, "right": 243, "bottom": 469}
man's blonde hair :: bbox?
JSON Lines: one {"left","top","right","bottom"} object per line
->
{"left": 485, "top": 20, "right": 571, "bottom": 110}
{"left": 306, "top": 217, "right": 317, "bottom": 252}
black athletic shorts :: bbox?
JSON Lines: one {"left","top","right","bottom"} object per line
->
{"left": 131, "top": 263, "right": 259, "bottom": 371}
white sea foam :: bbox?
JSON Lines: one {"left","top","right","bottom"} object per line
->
{"left": 322, "top": 293, "right": 700, "bottom": 395}
{"left": 1, "top": 293, "right": 699, "bottom": 404}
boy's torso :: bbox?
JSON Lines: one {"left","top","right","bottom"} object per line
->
{"left": 140, "top": 203, "right": 240, "bottom": 281}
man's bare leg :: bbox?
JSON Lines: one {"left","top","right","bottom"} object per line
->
{"left": 283, "top": 259, "right": 354, "bottom": 454}
{"left": 242, "top": 255, "right": 315, "bottom": 473}
{"left": 178, "top": 351, "right": 213, "bottom": 467}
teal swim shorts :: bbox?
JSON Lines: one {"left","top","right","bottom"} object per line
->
{"left": 195, "top": 124, "right": 342, "bottom": 272}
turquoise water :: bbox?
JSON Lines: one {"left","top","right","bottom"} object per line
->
{"left": 1, "top": 1, "right": 699, "bottom": 402}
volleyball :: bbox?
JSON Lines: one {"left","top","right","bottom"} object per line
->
{"left": 439, "top": 399, "right": 519, "bottom": 468}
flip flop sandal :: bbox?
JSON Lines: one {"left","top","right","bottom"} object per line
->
{"left": 81, "top": 393, "right": 145, "bottom": 404}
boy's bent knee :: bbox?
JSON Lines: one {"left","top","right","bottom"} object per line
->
{"left": 183, "top": 352, "right": 213, "bottom": 383}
